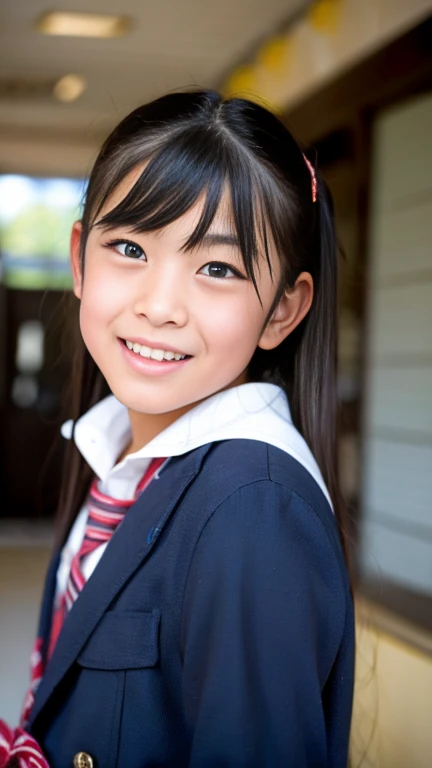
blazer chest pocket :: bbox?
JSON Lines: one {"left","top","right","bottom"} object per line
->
{"left": 77, "top": 609, "right": 161, "bottom": 670}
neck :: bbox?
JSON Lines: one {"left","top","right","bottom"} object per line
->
{"left": 118, "top": 369, "right": 249, "bottom": 462}
{"left": 122, "top": 401, "right": 200, "bottom": 460}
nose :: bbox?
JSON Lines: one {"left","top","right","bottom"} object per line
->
{"left": 132, "top": 261, "right": 188, "bottom": 327}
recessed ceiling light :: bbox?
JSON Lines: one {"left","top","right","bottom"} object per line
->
{"left": 53, "top": 74, "right": 87, "bottom": 102}
{"left": 35, "top": 11, "right": 132, "bottom": 39}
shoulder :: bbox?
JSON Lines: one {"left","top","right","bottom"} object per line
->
{"left": 181, "top": 448, "right": 353, "bottom": 684}
{"left": 196, "top": 438, "right": 342, "bottom": 565}
{"left": 179, "top": 442, "right": 355, "bottom": 764}
{"left": 201, "top": 437, "right": 329, "bottom": 503}
{"left": 184, "top": 439, "right": 351, "bottom": 621}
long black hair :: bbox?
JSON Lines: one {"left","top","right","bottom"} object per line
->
{"left": 57, "top": 89, "right": 350, "bottom": 570}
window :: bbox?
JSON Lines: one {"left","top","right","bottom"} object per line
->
{"left": 359, "top": 90, "right": 432, "bottom": 626}
{"left": 0, "top": 175, "right": 85, "bottom": 290}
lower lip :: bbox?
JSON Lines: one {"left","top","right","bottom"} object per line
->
{"left": 119, "top": 340, "right": 193, "bottom": 377}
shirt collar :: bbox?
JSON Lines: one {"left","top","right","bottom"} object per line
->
{"left": 61, "top": 381, "right": 332, "bottom": 509}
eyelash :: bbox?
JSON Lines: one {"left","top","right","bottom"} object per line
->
{"left": 103, "top": 239, "right": 245, "bottom": 280}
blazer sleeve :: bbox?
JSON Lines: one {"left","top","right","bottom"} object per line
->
{"left": 180, "top": 479, "right": 353, "bottom": 768}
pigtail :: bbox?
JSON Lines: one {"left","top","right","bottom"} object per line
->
{"left": 54, "top": 295, "right": 109, "bottom": 549}
{"left": 288, "top": 174, "right": 353, "bottom": 575}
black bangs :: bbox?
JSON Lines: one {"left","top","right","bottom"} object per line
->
{"left": 92, "top": 124, "right": 279, "bottom": 306}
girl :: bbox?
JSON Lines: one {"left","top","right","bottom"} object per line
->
{"left": 4, "top": 89, "right": 355, "bottom": 767}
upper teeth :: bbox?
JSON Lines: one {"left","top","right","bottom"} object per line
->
{"left": 125, "top": 340, "right": 187, "bottom": 361}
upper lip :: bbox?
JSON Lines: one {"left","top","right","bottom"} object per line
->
{"left": 121, "top": 336, "right": 191, "bottom": 356}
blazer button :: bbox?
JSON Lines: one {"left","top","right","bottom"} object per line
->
{"left": 73, "top": 753, "right": 94, "bottom": 768}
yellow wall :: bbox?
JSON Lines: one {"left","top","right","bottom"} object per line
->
{"left": 223, "top": 0, "right": 432, "bottom": 112}
{"left": 351, "top": 602, "right": 432, "bottom": 767}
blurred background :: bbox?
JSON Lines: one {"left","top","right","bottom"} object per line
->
{"left": 0, "top": 1, "right": 431, "bottom": 765}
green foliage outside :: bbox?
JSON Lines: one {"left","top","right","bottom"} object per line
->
{"left": 3, "top": 270, "right": 73, "bottom": 290}
{"left": 1, "top": 201, "right": 77, "bottom": 290}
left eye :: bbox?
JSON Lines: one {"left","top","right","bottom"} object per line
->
{"left": 108, "top": 240, "right": 145, "bottom": 260}
{"left": 199, "top": 262, "right": 238, "bottom": 279}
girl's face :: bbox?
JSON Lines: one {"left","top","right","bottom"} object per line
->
{"left": 71, "top": 165, "right": 312, "bottom": 418}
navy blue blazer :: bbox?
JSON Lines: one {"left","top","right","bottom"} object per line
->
{"left": 28, "top": 439, "right": 355, "bottom": 767}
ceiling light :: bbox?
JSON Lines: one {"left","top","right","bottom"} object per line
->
{"left": 36, "top": 11, "right": 132, "bottom": 39}
{"left": 53, "top": 74, "right": 87, "bottom": 102}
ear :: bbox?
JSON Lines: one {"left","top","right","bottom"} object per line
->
{"left": 70, "top": 220, "right": 83, "bottom": 299}
{"left": 257, "top": 271, "right": 314, "bottom": 350}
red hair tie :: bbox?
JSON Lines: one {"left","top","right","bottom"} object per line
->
{"left": 302, "top": 153, "right": 317, "bottom": 203}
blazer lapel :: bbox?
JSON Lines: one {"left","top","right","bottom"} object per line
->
{"left": 29, "top": 442, "right": 214, "bottom": 727}
{"left": 37, "top": 550, "right": 61, "bottom": 653}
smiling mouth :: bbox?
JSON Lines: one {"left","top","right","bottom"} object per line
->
{"left": 120, "top": 339, "right": 193, "bottom": 362}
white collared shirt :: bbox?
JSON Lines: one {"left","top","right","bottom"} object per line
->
{"left": 56, "top": 382, "right": 332, "bottom": 599}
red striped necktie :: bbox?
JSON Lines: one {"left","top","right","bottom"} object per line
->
{"left": 47, "top": 456, "right": 167, "bottom": 661}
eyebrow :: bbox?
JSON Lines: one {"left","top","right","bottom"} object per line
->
{"left": 200, "top": 232, "right": 240, "bottom": 249}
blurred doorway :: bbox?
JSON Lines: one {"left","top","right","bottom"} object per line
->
{"left": 0, "top": 175, "right": 83, "bottom": 519}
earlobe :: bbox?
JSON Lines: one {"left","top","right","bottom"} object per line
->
{"left": 257, "top": 272, "right": 314, "bottom": 351}
{"left": 70, "top": 221, "right": 83, "bottom": 299}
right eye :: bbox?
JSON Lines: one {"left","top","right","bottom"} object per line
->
{"left": 106, "top": 239, "right": 146, "bottom": 260}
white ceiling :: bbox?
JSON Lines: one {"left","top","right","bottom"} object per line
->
{"left": 0, "top": 0, "right": 306, "bottom": 140}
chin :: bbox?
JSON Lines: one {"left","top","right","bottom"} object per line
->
{"left": 107, "top": 382, "right": 182, "bottom": 415}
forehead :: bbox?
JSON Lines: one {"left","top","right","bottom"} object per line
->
{"left": 97, "top": 160, "right": 236, "bottom": 233}
{"left": 98, "top": 161, "right": 149, "bottom": 216}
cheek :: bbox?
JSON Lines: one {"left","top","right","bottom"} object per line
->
{"left": 201, "top": 295, "right": 263, "bottom": 362}
{"left": 78, "top": 264, "right": 125, "bottom": 347}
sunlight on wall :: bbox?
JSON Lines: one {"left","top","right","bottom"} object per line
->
{"left": 351, "top": 602, "right": 432, "bottom": 768}
{"left": 223, "top": 0, "right": 432, "bottom": 112}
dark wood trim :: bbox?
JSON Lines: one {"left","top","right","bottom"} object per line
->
{"left": 360, "top": 578, "right": 432, "bottom": 636}
{"left": 356, "top": 595, "right": 432, "bottom": 657}
{"left": 0, "top": 283, "right": 6, "bottom": 407}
